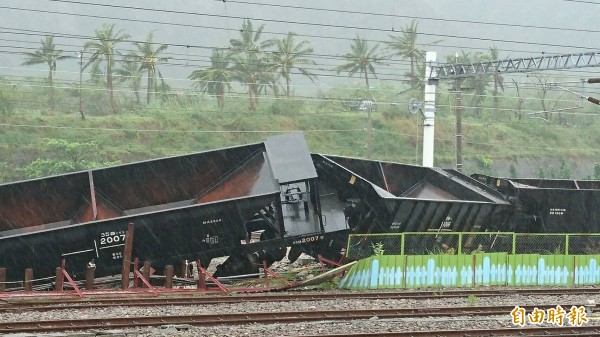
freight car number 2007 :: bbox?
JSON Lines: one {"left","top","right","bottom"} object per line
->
{"left": 99, "top": 231, "right": 126, "bottom": 245}
{"left": 292, "top": 235, "right": 324, "bottom": 245}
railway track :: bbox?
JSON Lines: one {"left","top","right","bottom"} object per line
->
{"left": 0, "top": 304, "right": 590, "bottom": 334}
{"left": 0, "top": 287, "right": 597, "bottom": 311}
{"left": 294, "top": 326, "right": 600, "bottom": 337}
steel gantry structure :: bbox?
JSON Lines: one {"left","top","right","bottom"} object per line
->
{"left": 419, "top": 51, "right": 600, "bottom": 168}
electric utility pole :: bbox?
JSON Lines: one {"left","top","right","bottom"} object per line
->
{"left": 421, "top": 51, "right": 600, "bottom": 168}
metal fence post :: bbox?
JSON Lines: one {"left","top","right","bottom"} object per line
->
{"left": 346, "top": 234, "right": 353, "bottom": 258}
{"left": 512, "top": 233, "right": 516, "bottom": 255}
{"left": 458, "top": 232, "right": 462, "bottom": 255}
{"left": 400, "top": 233, "right": 405, "bottom": 255}
{"left": 565, "top": 234, "right": 570, "bottom": 255}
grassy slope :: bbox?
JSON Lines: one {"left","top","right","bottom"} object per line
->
{"left": 1, "top": 84, "right": 599, "bottom": 183}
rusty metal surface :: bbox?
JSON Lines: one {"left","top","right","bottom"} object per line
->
{"left": 291, "top": 326, "right": 600, "bottom": 337}
{"left": 0, "top": 304, "right": 587, "bottom": 333}
{"left": 0, "top": 140, "right": 283, "bottom": 282}
{"left": 2, "top": 287, "right": 598, "bottom": 311}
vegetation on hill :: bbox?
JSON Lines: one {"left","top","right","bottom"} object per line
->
{"left": 1, "top": 19, "right": 599, "bottom": 183}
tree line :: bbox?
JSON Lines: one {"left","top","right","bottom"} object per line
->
{"left": 21, "top": 19, "right": 506, "bottom": 114}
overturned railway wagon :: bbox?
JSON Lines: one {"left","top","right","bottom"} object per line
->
{"left": 315, "top": 155, "right": 514, "bottom": 234}
{"left": 3, "top": 132, "right": 596, "bottom": 284}
{"left": 0, "top": 133, "right": 349, "bottom": 283}
{"left": 472, "top": 174, "right": 600, "bottom": 234}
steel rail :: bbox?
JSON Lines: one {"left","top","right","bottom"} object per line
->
{"left": 1, "top": 287, "right": 598, "bottom": 311}
{"left": 294, "top": 326, "right": 600, "bottom": 337}
{"left": 0, "top": 304, "right": 587, "bottom": 334}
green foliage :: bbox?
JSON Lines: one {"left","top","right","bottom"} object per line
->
{"left": 470, "top": 244, "right": 485, "bottom": 254}
{"left": 371, "top": 242, "right": 385, "bottom": 256}
{"left": 509, "top": 163, "right": 517, "bottom": 178}
{"left": 467, "top": 294, "right": 480, "bottom": 306}
{"left": 336, "top": 35, "right": 386, "bottom": 89}
{"left": 270, "top": 32, "right": 317, "bottom": 98}
{"left": 548, "top": 166, "right": 557, "bottom": 179}
{"left": 21, "top": 35, "right": 72, "bottom": 112}
{"left": 477, "top": 154, "right": 493, "bottom": 175}
{"left": 18, "top": 138, "right": 120, "bottom": 179}
{"left": 84, "top": 23, "right": 131, "bottom": 114}
{"left": 267, "top": 98, "right": 306, "bottom": 115}
{"left": 189, "top": 49, "right": 232, "bottom": 110}
{"left": 559, "top": 160, "right": 571, "bottom": 179}
{"left": 537, "top": 168, "right": 545, "bottom": 179}
{"left": 0, "top": 87, "right": 15, "bottom": 116}
{"left": 130, "top": 31, "right": 170, "bottom": 105}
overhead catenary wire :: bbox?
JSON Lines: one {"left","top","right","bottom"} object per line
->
{"left": 1, "top": 3, "right": 600, "bottom": 55}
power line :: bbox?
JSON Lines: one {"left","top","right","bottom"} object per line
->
{"left": 222, "top": 0, "right": 600, "bottom": 35}
{"left": 2, "top": 4, "right": 599, "bottom": 52}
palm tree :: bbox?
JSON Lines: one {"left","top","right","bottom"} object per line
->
{"left": 115, "top": 57, "right": 144, "bottom": 105}
{"left": 130, "top": 31, "right": 170, "bottom": 105}
{"left": 229, "top": 19, "right": 274, "bottom": 111}
{"left": 21, "top": 35, "right": 71, "bottom": 112}
{"left": 270, "top": 32, "right": 316, "bottom": 98}
{"left": 336, "top": 36, "right": 385, "bottom": 89}
{"left": 189, "top": 49, "right": 232, "bottom": 110}
{"left": 84, "top": 23, "right": 130, "bottom": 113}
{"left": 385, "top": 20, "right": 428, "bottom": 88}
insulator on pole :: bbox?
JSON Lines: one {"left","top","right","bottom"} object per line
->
{"left": 587, "top": 97, "right": 600, "bottom": 105}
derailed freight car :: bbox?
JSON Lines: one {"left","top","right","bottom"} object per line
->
{"left": 472, "top": 174, "right": 600, "bottom": 234}
{"left": 315, "top": 155, "right": 514, "bottom": 234}
{"left": 0, "top": 132, "right": 348, "bottom": 283}
{"left": 3, "top": 132, "right": 597, "bottom": 284}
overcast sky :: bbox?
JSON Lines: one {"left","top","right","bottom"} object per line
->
{"left": 2, "top": 0, "right": 599, "bottom": 90}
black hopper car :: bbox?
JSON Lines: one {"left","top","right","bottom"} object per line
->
{"left": 0, "top": 132, "right": 598, "bottom": 283}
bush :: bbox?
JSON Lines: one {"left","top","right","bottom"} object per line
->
{"left": 267, "top": 98, "right": 306, "bottom": 115}
{"left": 0, "top": 87, "right": 15, "bottom": 116}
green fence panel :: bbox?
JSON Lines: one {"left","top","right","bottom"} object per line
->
{"left": 536, "top": 255, "right": 572, "bottom": 286}
{"left": 386, "top": 255, "right": 404, "bottom": 289}
{"left": 441, "top": 255, "right": 469, "bottom": 287}
{"left": 456, "top": 254, "right": 473, "bottom": 287}
{"left": 375, "top": 255, "right": 388, "bottom": 289}
{"left": 439, "top": 254, "right": 453, "bottom": 287}
{"left": 338, "top": 267, "right": 350, "bottom": 289}
{"left": 474, "top": 253, "right": 507, "bottom": 286}
{"left": 460, "top": 233, "right": 513, "bottom": 254}
{"left": 346, "top": 233, "right": 600, "bottom": 262}
{"left": 377, "top": 255, "right": 402, "bottom": 289}
{"left": 574, "top": 255, "right": 600, "bottom": 286}
{"left": 353, "top": 256, "right": 371, "bottom": 290}
{"left": 507, "top": 255, "right": 516, "bottom": 286}
{"left": 567, "top": 235, "right": 600, "bottom": 255}
{"left": 515, "top": 234, "right": 566, "bottom": 255}
{"left": 508, "top": 254, "right": 539, "bottom": 286}
{"left": 405, "top": 255, "right": 430, "bottom": 288}
{"left": 368, "top": 256, "right": 379, "bottom": 290}
{"left": 340, "top": 253, "right": 600, "bottom": 290}
{"left": 403, "top": 233, "right": 460, "bottom": 255}
{"left": 346, "top": 234, "right": 403, "bottom": 260}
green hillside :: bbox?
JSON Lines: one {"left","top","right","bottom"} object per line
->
{"left": 1, "top": 79, "right": 599, "bottom": 183}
